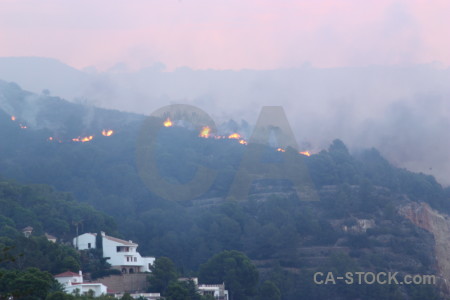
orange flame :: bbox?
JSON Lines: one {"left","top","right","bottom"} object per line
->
{"left": 102, "top": 129, "right": 114, "bottom": 136}
{"left": 19, "top": 124, "right": 27, "bottom": 129}
{"left": 72, "top": 136, "right": 94, "bottom": 143}
{"left": 11, "top": 116, "right": 16, "bottom": 121}
{"left": 276, "top": 148, "right": 286, "bottom": 152}
{"left": 299, "top": 151, "right": 311, "bottom": 157}
{"left": 163, "top": 118, "right": 173, "bottom": 127}
{"left": 199, "top": 126, "right": 211, "bottom": 138}
{"left": 228, "top": 133, "right": 241, "bottom": 139}
{"left": 239, "top": 139, "right": 247, "bottom": 145}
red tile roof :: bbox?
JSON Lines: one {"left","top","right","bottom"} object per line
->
{"left": 55, "top": 271, "right": 80, "bottom": 278}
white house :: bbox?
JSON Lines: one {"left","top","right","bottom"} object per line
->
{"left": 179, "top": 277, "right": 229, "bottom": 300}
{"left": 22, "top": 226, "right": 33, "bottom": 238}
{"left": 55, "top": 271, "right": 83, "bottom": 285}
{"left": 45, "top": 233, "right": 57, "bottom": 243}
{"left": 114, "top": 293, "right": 161, "bottom": 299}
{"left": 55, "top": 271, "right": 108, "bottom": 297}
{"left": 73, "top": 232, "right": 155, "bottom": 274}
{"left": 198, "top": 283, "right": 229, "bottom": 300}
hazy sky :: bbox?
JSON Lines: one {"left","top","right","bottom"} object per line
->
{"left": 1, "top": 0, "right": 450, "bottom": 71}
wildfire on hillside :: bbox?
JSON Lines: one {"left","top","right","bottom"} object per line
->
{"left": 11, "top": 116, "right": 16, "bottom": 121}
{"left": 163, "top": 118, "right": 173, "bottom": 127}
{"left": 199, "top": 126, "right": 211, "bottom": 138}
{"left": 37, "top": 117, "right": 313, "bottom": 156}
{"left": 72, "top": 136, "right": 94, "bottom": 143}
{"left": 102, "top": 129, "right": 114, "bottom": 136}
{"left": 228, "top": 133, "right": 241, "bottom": 139}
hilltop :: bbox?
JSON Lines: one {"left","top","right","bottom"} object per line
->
{"left": 0, "top": 81, "right": 449, "bottom": 299}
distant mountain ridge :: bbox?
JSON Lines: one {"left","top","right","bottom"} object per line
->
{"left": 0, "top": 57, "right": 88, "bottom": 100}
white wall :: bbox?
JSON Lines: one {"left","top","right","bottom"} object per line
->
{"left": 141, "top": 257, "right": 155, "bottom": 272}
{"left": 73, "top": 233, "right": 96, "bottom": 250}
{"left": 55, "top": 274, "right": 83, "bottom": 286}
{"left": 66, "top": 283, "right": 107, "bottom": 297}
{"left": 73, "top": 233, "right": 154, "bottom": 272}
{"left": 102, "top": 237, "right": 137, "bottom": 267}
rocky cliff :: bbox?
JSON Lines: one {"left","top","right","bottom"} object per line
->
{"left": 399, "top": 202, "right": 450, "bottom": 293}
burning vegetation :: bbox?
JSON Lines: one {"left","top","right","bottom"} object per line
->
{"left": 6, "top": 113, "right": 314, "bottom": 156}
{"left": 163, "top": 118, "right": 173, "bottom": 127}
{"left": 199, "top": 126, "right": 211, "bottom": 138}
{"left": 101, "top": 129, "right": 114, "bottom": 136}
{"left": 9, "top": 115, "right": 27, "bottom": 129}
{"left": 70, "top": 129, "right": 115, "bottom": 143}
{"left": 72, "top": 136, "right": 94, "bottom": 143}
{"left": 160, "top": 118, "right": 313, "bottom": 156}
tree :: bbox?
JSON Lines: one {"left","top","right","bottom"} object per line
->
{"left": 185, "top": 280, "right": 204, "bottom": 300}
{"left": 0, "top": 246, "right": 17, "bottom": 264}
{"left": 199, "top": 250, "right": 259, "bottom": 300}
{"left": 147, "top": 257, "right": 178, "bottom": 294}
{"left": 165, "top": 281, "right": 190, "bottom": 300}
{"left": 0, "top": 268, "right": 56, "bottom": 299}
{"left": 46, "top": 291, "right": 74, "bottom": 300}
{"left": 120, "top": 293, "right": 134, "bottom": 300}
{"left": 165, "top": 280, "right": 211, "bottom": 300}
{"left": 95, "top": 231, "right": 104, "bottom": 251}
{"left": 256, "top": 280, "right": 281, "bottom": 300}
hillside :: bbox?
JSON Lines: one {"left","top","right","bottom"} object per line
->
{"left": 0, "top": 81, "right": 449, "bottom": 299}
{"left": 0, "top": 178, "right": 117, "bottom": 274}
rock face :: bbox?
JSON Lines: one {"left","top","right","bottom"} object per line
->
{"left": 399, "top": 202, "right": 450, "bottom": 292}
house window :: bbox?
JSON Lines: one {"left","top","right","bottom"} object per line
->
{"left": 134, "top": 257, "right": 137, "bottom": 262}
{"left": 129, "top": 268, "right": 134, "bottom": 274}
{"left": 88, "top": 243, "right": 91, "bottom": 249}
{"left": 116, "top": 246, "right": 130, "bottom": 252}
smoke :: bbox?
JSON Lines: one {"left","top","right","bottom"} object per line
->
{"left": 1, "top": 59, "right": 450, "bottom": 185}
{"left": 92, "top": 64, "right": 450, "bottom": 185}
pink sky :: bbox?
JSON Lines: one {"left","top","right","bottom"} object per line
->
{"left": 0, "top": 0, "right": 449, "bottom": 71}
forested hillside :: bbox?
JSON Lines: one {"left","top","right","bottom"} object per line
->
{"left": 0, "top": 179, "right": 117, "bottom": 275}
{"left": 0, "top": 81, "right": 448, "bottom": 299}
